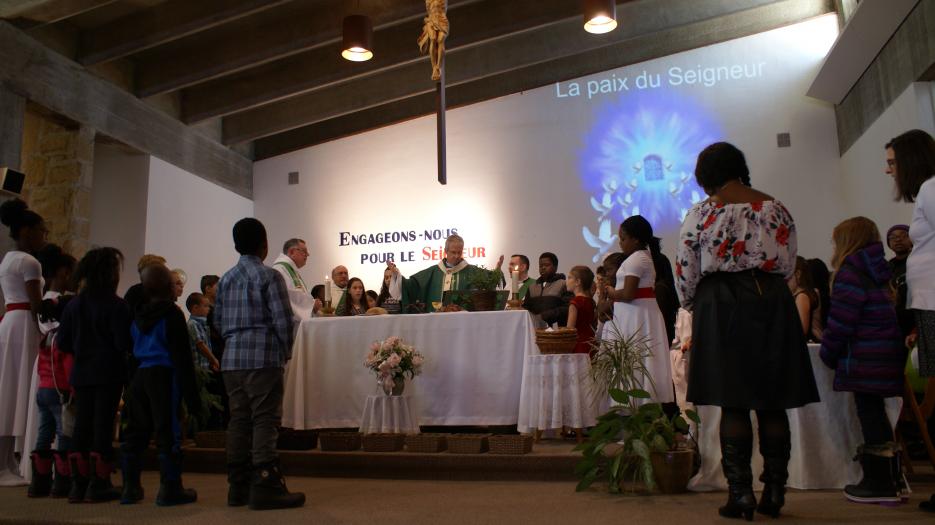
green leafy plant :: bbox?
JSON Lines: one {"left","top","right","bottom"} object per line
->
{"left": 188, "top": 366, "right": 223, "bottom": 432}
{"left": 469, "top": 266, "right": 504, "bottom": 292}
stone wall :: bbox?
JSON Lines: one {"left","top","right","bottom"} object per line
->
{"left": 20, "top": 107, "right": 94, "bottom": 257}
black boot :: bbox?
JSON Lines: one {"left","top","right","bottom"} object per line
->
{"left": 85, "top": 452, "right": 121, "bottom": 503}
{"left": 156, "top": 453, "right": 197, "bottom": 506}
{"left": 120, "top": 452, "right": 144, "bottom": 504}
{"left": 920, "top": 494, "right": 935, "bottom": 512}
{"left": 67, "top": 452, "right": 89, "bottom": 504}
{"left": 27, "top": 450, "right": 53, "bottom": 498}
{"left": 718, "top": 437, "right": 756, "bottom": 521}
{"left": 51, "top": 451, "right": 71, "bottom": 498}
{"left": 248, "top": 461, "right": 305, "bottom": 511}
{"left": 844, "top": 445, "right": 900, "bottom": 504}
{"left": 757, "top": 431, "right": 790, "bottom": 518}
{"left": 227, "top": 461, "right": 251, "bottom": 507}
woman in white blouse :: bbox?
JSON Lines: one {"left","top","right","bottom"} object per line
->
{"left": 676, "top": 143, "right": 818, "bottom": 520}
{"left": 886, "top": 129, "right": 935, "bottom": 513}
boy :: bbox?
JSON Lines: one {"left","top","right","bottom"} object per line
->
{"left": 120, "top": 265, "right": 201, "bottom": 506}
{"left": 185, "top": 293, "right": 220, "bottom": 373}
{"left": 214, "top": 218, "right": 304, "bottom": 511}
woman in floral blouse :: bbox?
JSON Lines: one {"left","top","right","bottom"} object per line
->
{"left": 676, "top": 143, "right": 819, "bottom": 521}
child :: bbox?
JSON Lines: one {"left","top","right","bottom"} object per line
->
{"left": 820, "top": 217, "right": 908, "bottom": 504}
{"left": 29, "top": 245, "right": 76, "bottom": 498}
{"left": 186, "top": 293, "right": 220, "bottom": 373}
{"left": 57, "top": 247, "right": 131, "bottom": 503}
{"left": 366, "top": 290, "right": 379, "bottom": 310}
{"left": 565, "top": 266, "right": 595, "bottom": 354}
{"left": 340, "top": 278, "right": 368, "bottom": 316}
{"left": 120, "top": 265, "right": 200, "bottom": 506}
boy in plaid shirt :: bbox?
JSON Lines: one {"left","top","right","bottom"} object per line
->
{"left": 185, "top": 293, "right": 219, "bottom": 372}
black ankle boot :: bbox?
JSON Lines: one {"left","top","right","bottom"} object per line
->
{"left": 51, "top": 451, "right": 71, "bottom": 498}
{"left": 757, "top": 431, "right": 790, "bottom": 518}
{"left": 844, "top": 445, "right": 900, "bottom": 504}
{"left": 27, "top": 450, "right": 53, "bottom": 498}
{"left": 67, "top": 453, "right": 89, "bottom": 504}
{"left": 120, "top": 452, "right": 144, "bottom": 504}
{"left": 227, "top": 461, "right": 251, "bottom": 507}
{"left": 248, "top": 461, "right": 305, "bottom": 511}
{"left": 718, "top": 437, "right": 756, "bottom": 521}
{"left": 156, "top": 453, "right": 197, "bottom": 506}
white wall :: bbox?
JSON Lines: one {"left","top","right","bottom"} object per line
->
{"left": 90, "top": 143, "right": 150, "bottom": 295}
{"left": 840, "top": 82, "right": 935, "bottom": 255}
{"left": 254, "top": 16, "right": 843, "bottom": 289}
{"left": 144, "top": 156, "right": 254, "bottom": 306}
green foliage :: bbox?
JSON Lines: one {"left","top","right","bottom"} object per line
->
{"left": 188, "top": 366, "right": 222, "bottom": 432}
{"left": 469, "top": 266, "right": 504, "bottom": 291}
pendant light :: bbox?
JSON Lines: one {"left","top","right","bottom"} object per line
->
{"left": 583, "top": 0, "right": 617, "bottom": 34}
{"left": 342, "top": 14, "right": 373, "bottom": 61}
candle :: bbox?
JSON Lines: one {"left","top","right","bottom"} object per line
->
{"left": 511, "top": 265, "right": 519, "bottom": 295}
{"left": 325, "top": 275, "right": 332, "bottom": 302}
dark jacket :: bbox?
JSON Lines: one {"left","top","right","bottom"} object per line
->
{"left": 57, "top": 293, "right": 132, "bottom": 388}
{"left": 132, "top": 300, "right": 201, "bottom": 414}
{"left": 819, "top": 242, "right": 906, "bottom": 397}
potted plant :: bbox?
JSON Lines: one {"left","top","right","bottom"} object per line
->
{"left": 364, "top": 336, "right": 425, "bottom": 395}
{"left": 468, "top": 266, "right": 503, "bottom": 311}
{"left": 575, "top": 324, "right": 700, "bottom": 494}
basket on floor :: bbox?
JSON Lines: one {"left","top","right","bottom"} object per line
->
{"left": 535, "top": 329, "right": 578, "bottom": 354}
{"left": 362, "top": 433, "right": 406, "bottom": 452}
{"left": 193, "top": 431, "right": 226, "bottom": 449}
{"left": 277, "top": 429, "right": 319, "bottom": 450}
{"left": 405, "top": 433, "right": 448, "bottom": 453}
{"left": 319, "top": 432, "right": 362, "bottom": 451}
{"left": 447, "top": 433, "right": 490, "bottom": 454}
{"left": 489, "top": 434, "right": 534, "bottom": 455}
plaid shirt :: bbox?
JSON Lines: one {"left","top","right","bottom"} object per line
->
{"left": 187, "top": 316, "right": 212, "bottom": 370}
{"left": 214, "top": 255, "right": 296, "bottom": 371}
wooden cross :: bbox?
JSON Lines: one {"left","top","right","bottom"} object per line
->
{"left": 436, "top": 58, "right": 446, "bottom": 185}
{"left": 418, "top": 0, "right": 448, "bottom": 185}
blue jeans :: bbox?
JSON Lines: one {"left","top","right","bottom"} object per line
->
{"left": 35, "top": 388, "right": 71, "bottom": 451}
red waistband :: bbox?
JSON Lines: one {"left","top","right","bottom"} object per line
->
{"left": 5, "top": 303, "right": 30, "bottom": 312}
{"left": 634, "top": 288, "right": 656, "bottom": 299}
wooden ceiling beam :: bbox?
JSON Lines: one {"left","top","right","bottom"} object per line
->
{"left": 77, "top": 0, "right": 292, "bottom": 66}
{"left": 1, "top": 0, "right": 115, "bottom": 28}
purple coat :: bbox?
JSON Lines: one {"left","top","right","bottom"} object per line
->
{"left": 819, "top": 242, "right": 906, "bottom": 397}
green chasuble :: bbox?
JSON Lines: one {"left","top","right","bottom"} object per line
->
{"left": 401, "top": 261, "right": 490, "bottom": 312}
{"left": 517, "top": 277, "right": 536, "bottom": 300}
{"left": 332, "top": 287, "right": 348, "bottom": 315}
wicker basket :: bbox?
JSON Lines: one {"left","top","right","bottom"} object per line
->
{"left": 319, "top": 432, "right": 362, "bottom": 451}
{"left": 405, "top": 433, "right": 448, "bottom": 453}
{"left": 489, "top": 434, "right": 534, "bottom": 455}
{"left": 362, "top": 433, "right": 406, "bottom": 452}
{"left": 276, "top": 429, "right": 318, "bottom": 450}
{"left": 535, "top": 329, "right": 578, "bottom": 354}
{"left": 447, "top": 433, "right": 490, "bottom": 454}
{"left": 193, "top": 431, "right": 226, "bottom": 449}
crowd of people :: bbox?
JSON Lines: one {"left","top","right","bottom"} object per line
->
{"left": 0, "top": 128, "right": 932, "bottom": 518}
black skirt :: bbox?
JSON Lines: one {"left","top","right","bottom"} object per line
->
{"left": 686, "top": 270, "right": 820, "bottom": 410}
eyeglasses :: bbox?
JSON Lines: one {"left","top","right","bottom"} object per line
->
{"left": 886, "top": 159, "right": 897, "bottom": 168}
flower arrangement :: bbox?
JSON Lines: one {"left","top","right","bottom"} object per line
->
{"left": 364, "top": 336, "right": 425, "bottom": 394}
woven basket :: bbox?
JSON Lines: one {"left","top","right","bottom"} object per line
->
{"left": 362, "top": 433, "right": 406, "bottom": 452}
{"left": 193, "top": 431, "right": 226, "bottom": 449}
{"left": 535, "top": 329, "right": 578, "bottom": 354}
{"left": 405, "top": 433, "right": 448, "bottom": 453}
{"left": 276, "top": 429, "right": 318, "bottom": 450}
{"left": 489, "top": 434, "right": 534, "bottom": 455}
{"left": 319, "top": 432, "right": 362, "bottom": 451}
{"left": 447, "top": 433, "right": 490, "bottom": 454}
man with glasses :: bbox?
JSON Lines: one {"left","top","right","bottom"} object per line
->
{"left": 273, "top": 238, "right": 320, "bottom": 323}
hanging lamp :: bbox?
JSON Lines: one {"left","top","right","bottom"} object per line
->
{"left": 583, "top": 0, "right": 617, "bottom": 34}
{"left": 342, "top": 14, "right": 373, "bottom": 61}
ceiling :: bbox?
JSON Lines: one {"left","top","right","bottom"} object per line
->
{"left": 0, "top": 0, "right": 836, "bottom": 161}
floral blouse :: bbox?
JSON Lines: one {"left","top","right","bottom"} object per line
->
{"left": 675, "top": 200, "right": 797, "bottom": 309}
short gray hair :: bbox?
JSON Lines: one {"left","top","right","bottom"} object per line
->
{"left": 283, "top": 238, "right": 305, "bottom": 255}
{"left": 444, "top": 234, "right": 464, "bottom": 251}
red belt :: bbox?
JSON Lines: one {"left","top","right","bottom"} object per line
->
{"left": 5, "top": 303, "right": 30, "bottom": 312}
{"left": 634, "top": 288, "right": 656, "bottom": 299}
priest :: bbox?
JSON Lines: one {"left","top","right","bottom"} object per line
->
{"left": 330, "top": 265, "right": 349, "bottom": 313}
{"left": 272, "top": 238, "right": 320, "bottom": 322}
{"left": 387, "top": 234, "right": 503, "bottom": 312}
{"left": 510, "top": 254, "right": 537, "bottom": 299}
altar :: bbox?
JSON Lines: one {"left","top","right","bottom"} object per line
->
{"left": 282, "top": 310, "right": 537, "bottom": 429}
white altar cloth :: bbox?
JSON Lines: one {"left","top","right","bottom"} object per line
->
{"left": 517, "top": 353, "right": 600, "bottom": 432}
{"left": 359, "top": 395, "right": 420, "bottom": 434}
{"left": 689, "top": 344, "right": 902, "bottom": 491}
{"left": 283, "top": 310, "right": 536, "bottom": 429}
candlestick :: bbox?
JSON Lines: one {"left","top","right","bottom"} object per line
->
{"left": 511, "top": 265, "right": 519, "bottom": 295}
{"left": 325, "top": 275, "right": 332, "bottom": 302}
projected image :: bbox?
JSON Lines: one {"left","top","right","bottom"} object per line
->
{"left": 579, "top": 90, "right": 723, "bottom": 263}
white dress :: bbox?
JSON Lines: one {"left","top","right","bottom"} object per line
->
{"left": 0, "top": 251, "right": 42, "bottom": 437}
{"left": 606, "top": 249, "right": 674, "bottom": 403}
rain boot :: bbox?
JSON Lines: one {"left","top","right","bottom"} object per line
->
{"left": 67, "top": 452, "right": 89, "bottom": 504}
{"left": 155, "top": 453, "right": 197, "bottom": 506}
{"left": 26, "top": 450, "right": 53, "bottom": 497}
{"left": 50, "top": 451, "right": 71, "bottom": 498}
{"left": 84, "top": 452, "right": 120, "bottom": 502}
{"left": 844, "top": 444, "right": 900, "bottom": 504}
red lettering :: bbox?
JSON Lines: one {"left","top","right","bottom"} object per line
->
{"left": 478, "top": 247, "right": 486, "bottom": 257}
{"left": 422, "top": 247, "right": 432, "bottom": 260}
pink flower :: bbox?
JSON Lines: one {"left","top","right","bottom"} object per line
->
{"left": 370, "top": 341, "right": 380, "bottom": 352}
{"left": 412, "top": 355, "right": 424, "bottom": 367}
{"left": 387, "top": 353, "right": 402, "bottom": 367}
{"left": 378, "top": 360, "right": 393, "bottom": 373}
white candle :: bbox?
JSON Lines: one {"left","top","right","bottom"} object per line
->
{"left": 325, "top": 275, "right": 332, "bottom": 302}
{"left": 511, "top": 266, "right": 519, "bottom": 295}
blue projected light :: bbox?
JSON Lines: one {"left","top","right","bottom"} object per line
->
{"left": 579, "top": 89, "right": 723, "bottom": 263}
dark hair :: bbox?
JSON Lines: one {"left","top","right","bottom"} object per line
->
{"left": 200, "top": 275, "right": 219, "bottom": 294}
{"left": 36, "top": 244, "right": 76, "bottom": 290}
{"left": 73, "top": 247, "right": 123, "bottom": 297}
{"left": 282, "top": 238, "right": 305, "bottom": 255}
{"left": 889, "top": 129, "right": 935, "bottom": 203}
{"left": 539, "top": 252, "right": 558, "bottom": 267}
{"left": 569, "top": 265, "right": 594, "bottom": 292}
{"left": 142, "top": 264, "right": 173, "bottom": 302}
{"left": 511, "top": 254, "right": 530, "bottom": 268}
{"left": 807, "top": 258, "right": 831, "bottom": 328}
{"left": 366, "top": 290, "right": 378, "bottom": 302}
{"left": 311, "top": 284, "right": 325, "bottom": 301}
{"left": 793, "top": 256, "right": 818, "bottom": 307}
{"left": 232, "top": 218, "right": 267, "bottom": 256}
{"left": 0, "top": 198, "right": 43, "bottom": 241}
{"left": 186, "top": 292, "right": 206, "bottom": 312}
{"left": 600, "top": 252, "right": 626, "bottom": 287}
{"left": 620, "top": 215, "right": 662, "bottom": 257}
{"left": 694, "top": 142, "right": 752, "bottom": 192}
{"left": 340, "top": 277, "right": 366, "bottom": 316}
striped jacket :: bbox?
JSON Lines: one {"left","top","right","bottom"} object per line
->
{"left": 819, "top": 242, "right": 906, "bottom": 396}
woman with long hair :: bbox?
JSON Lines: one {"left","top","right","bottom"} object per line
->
{"left": 340, "top": 277, "right": 368, "bottom": 316}
{"left": 676, "top": 142, "right": 818, "bottom": 520}
{"left": 789, "top": 256, "right": 821, "bottom": 341}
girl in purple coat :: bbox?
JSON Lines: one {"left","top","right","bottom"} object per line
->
{"left": 820, "top": 217, "right": 907, "bottom": 505}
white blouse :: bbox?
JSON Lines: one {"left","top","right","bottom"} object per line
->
{"left": 0, "top": 251, "right": 42, "bottom": 304}
{"left": 675, "top": 199, "right": 797, "bottom": 310}
{"left": 908, "top": 177, "right": 935, "bottom": 311}
{"left": 617, "top": 249, "right": 656, "bottom": 289}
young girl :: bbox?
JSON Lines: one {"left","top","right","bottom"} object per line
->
{"left": 340, "top": 278, "right": 368, "bottom": 316}
{"left": 820, "top": 217, "right": 907, "bottom": 504}
{"left": 57, "top": 247, "right": 132, "bottom": 503}
{"left": 789, "top": 256, "right": 822, "bottom": 342}
{"left": 602, "top": 215, "right": 674, "bottom": 404}
{"left": 29, "top": 245, "right": 76, "bottom": 498}
{"left": 565, "top": 266, "right": 596, "bottom": 355}
{"left": 0, "top": 199, "right": 47, "bottom": 487}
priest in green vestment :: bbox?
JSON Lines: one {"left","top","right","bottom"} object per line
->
{"left": 388, "top": 234, "right": 503, "bottom": 312}
{"left": 330, "top": 265, "right": 350, "bottom": 314}
{"left": 510, "top": 254, "right": 537, "bottom": 299}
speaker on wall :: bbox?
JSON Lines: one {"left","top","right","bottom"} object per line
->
{"left": 0, "top": 168, "right": 25, "bottom": 194}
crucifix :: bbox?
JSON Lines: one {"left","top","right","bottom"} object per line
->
{"left": 418, "top": 0, "right": 448, "bottom": 185}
